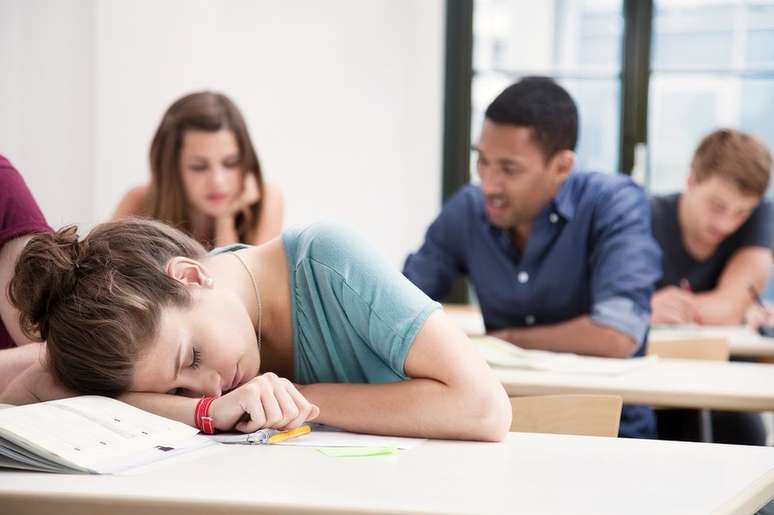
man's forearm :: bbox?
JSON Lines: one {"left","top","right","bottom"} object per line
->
{"left": 301, "top": 378, "right": 510, "bottom": 442}
{"left": 491, "top": 316, "right": 637, "bottom": 358}
{"left": 693, "top": 291, "right": 748, "bottom": 325}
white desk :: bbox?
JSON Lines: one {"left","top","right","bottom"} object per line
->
{"left": 1, "top": 432, "right": 774, "bottom": 515}
{"left": 494, "top": 357, "right": 774, "bottom": 411}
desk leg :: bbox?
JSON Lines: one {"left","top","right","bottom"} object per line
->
{"left": 699, "top": 409, "right": 714, "bottom": 443}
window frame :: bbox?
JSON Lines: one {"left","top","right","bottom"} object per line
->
{"left": 442, "top": 0, "right": 654, "bottom": 194}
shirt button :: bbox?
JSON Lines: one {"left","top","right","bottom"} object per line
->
{"left": 549, "top": 213, "right": 559, "bottom": 223}
{"left": 518, "top": 271, "right": 529, "bottom": 284}
{"left": 525, "top": 315, "right": 535, "bottom": 325}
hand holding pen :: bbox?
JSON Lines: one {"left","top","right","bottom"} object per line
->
{"left": 651, "top": 279, "right": 702, "bottom": 325}
{"left": 746, "top": 285, "right": 774, "bottom": 336}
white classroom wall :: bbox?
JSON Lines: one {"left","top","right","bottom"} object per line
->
{"left": 0, "top": 0, "right": 445, "bottom": 267}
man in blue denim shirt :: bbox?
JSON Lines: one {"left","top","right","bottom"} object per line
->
{"left": 403, "top": 78, "right": 662, "bottom": 438}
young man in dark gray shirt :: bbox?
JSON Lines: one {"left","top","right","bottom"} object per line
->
{"left": 650, "top": 128, "right": 773, "bottom": 445}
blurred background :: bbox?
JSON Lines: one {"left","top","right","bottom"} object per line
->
{"left": 1, "top": 0, "right": 773, "bottom": 266}
{"left": 0, "top": 0, "right": 444, "bottom": 266}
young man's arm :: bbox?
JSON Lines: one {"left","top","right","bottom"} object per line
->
{"left": 489, "top": 315, "right": 636, "bottom": 357}
{"left": 651, "top": 286, "right": 702, "bottom": 324}
{"left": 403, "top": 189, "right": 470, "bottom": 301}
{"left": 692, "top": 247, "right": 772, "bottom": 324}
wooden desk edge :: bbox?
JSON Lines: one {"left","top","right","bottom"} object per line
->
{"left": 0, "top": 491, "right": 428, "bottom": 515}
{"left": 712, "top": 467, "right": 774, "bottom": 515}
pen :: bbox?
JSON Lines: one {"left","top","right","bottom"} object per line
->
{"left": 748, "top": 284, "right": 767, "bottom": 310}
{"left": 267, "top": 424, "right": 311, "bottom": 444}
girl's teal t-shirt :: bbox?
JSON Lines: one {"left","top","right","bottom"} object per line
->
{"left": 213, "top": 223, "right": 440, "bottom": 385}
{"left": 282, "top": 223, "right": 439, "bottom": 385}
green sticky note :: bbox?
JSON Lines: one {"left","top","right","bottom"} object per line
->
{"left": 317, "top": 446, "right": 397, "bottom": 458}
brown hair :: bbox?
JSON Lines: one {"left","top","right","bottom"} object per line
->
{"left": 8, "top": 218, "right": 206, "bottom": 397}
{"left": 691, "top": 128, "right": 772, "bottom": 196}
{"left": 141, "top": 91, "right": 264, "bottom": 247}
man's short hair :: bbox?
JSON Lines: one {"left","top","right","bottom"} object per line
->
{"left": 691, "top": 128, "right": 772, "bottom": 197}
{"left": 484, "top": 76, "right": 578, "bottom": 161}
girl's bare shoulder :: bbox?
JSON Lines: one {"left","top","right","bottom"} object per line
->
{"left": 112, "top": 184, "right": 150, "bottom": 220}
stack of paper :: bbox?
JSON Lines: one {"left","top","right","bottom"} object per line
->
{"left": 472, "top": 336, "right": 657, "bottom": 376}
{"left": 649, "top": 324, "right": 761, "bottom": 344}
{"left": 444, "top": 307, "right": 485, "bottom": 336}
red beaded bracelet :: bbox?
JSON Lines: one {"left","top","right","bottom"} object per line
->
{"left": 195, "top": 396, "right": 216, "bottom": 434}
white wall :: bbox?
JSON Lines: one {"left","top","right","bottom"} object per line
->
{"left": 0, "top": 0, "right": 95, "bottom": 228}
{"left": 1, "top": 0, "right": 444, "bottom": 267}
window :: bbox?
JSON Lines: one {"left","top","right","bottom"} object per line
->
{"left": 647, "top": 0, "right": 774, "bottom": 194}
{"left": 471, "top": 0, "right": 625, "bottom": 180}
{"left": 450, "top": 0, "right": 774, "bottom": 196}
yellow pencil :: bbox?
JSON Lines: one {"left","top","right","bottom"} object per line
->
{"left": 267, "top": 424, "right": 311, "bottom": 444}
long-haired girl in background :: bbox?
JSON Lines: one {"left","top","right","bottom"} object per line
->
{"left": 113, "top": 91, "right": 283, "bottom": 248}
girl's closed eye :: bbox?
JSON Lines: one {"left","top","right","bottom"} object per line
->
{"left": 187, "top": 162, "right": 208, "bottom": 172}
{"left": 191, "top": 347, "right": 201, "bottom": 369}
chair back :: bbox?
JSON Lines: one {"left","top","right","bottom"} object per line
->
{"left": 510, "top": 394, "right": 623, "bottom": 437}
{"left": 647, "top": 338, "right": 730, "bottom": 361}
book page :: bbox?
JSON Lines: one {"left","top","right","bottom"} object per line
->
{"left": 0, "top": 396, "right": 199, "bottom": 473}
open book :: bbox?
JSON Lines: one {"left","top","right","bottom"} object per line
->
{"left": 0, "top": 396, "right": 215, "bottom": 474}
{"left": 0, "top": 397, "right": 426, "bottom": 474}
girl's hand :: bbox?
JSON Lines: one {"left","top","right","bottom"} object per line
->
{"left": 209, "top": 372, "right": 319, "bottom": 433}
{"left": 226, "top": 173, "right": 260, "bottom": 218}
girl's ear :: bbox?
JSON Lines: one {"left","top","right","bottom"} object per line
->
{"left": 165, "top": 257, "right": 212, "bottom": 288}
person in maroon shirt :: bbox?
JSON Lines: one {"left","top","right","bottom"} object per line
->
{"left": 0, "top": 155, "right": 52, "bottom": 397}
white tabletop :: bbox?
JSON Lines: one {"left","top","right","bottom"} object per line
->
{"left": 1, "top": 432, "right": 774, "bottom": 515}
{"left": 494, "top": 357, "right": 774, "bottom": 411}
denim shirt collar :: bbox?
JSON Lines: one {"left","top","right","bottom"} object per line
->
{"left": 552, "top": 173, "right": 577, "bottom": 221}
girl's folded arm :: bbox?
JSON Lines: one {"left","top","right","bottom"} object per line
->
{"left": 300, "top": 310, "right": 512, "bottom": 441}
